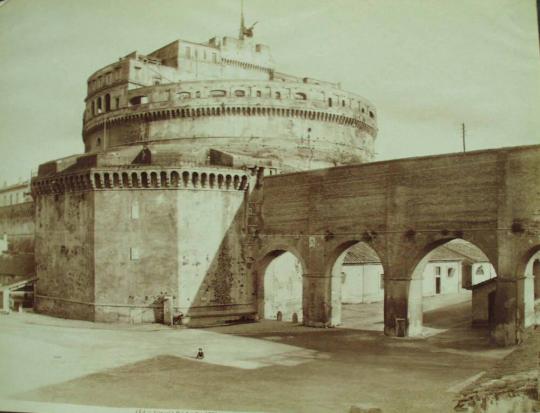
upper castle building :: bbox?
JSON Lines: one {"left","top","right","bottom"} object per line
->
{"left": 82, "top": 18, "right": 377, "bottom": 172}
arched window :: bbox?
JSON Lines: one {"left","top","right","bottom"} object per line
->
{"left": 369, "top": 110, "right": 375, "bottom": 119}
{"left": 328, "top": 97, "right": 333, "bottom": 107}
{"left": 295, "top": 92, "right": 307, "bottom": 100}
{"left": 96, "top": 137, "right": 101, "bottom": 147}
{"left": 256, "top": 90, "right": 262, "bottom": 97}
{"left": 342, "top": 99, "right": 346, "bottom": 107}
{"left": 275, "top": 91, "right": 281, "bottom": 99}
{"left": 195, "top": 91, "right": 201, "bottom": 98}
{"left": 234, "top": 90, "right": 246, "bottom": 97}
{"left": 105, "top": 94, "right": 111, "bottom": 112}
{"left": 475, "top": 266, "right": 485, "bottom": 276}
{"left": 97, "top": 97, "right": 102, "bottom": 113}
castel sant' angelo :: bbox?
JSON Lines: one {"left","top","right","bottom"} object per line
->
{"left": 30, "top": 11, "right": 377, "bottom": 325}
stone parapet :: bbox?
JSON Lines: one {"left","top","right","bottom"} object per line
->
{"left": 31, "top": 166, "right": 250, "bottom": 196}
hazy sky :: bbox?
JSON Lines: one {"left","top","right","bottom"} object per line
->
{"left": 0, "top": 0, "right": 539, "bottom": 184}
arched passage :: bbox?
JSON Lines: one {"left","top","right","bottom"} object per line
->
{"left": 522, "top": 248, "right": 540, "bottom": 327}
{"left": 410, "top": 238, "right": 497, "bottom": 336}
{"left": 255, "top": 248, "right": 305, "bottom": 323}
{"left": 534, "top": 259, "right": 540, "bottom": 300}
{"left": 327, "top": 241, "right": 385, "bottom": 330}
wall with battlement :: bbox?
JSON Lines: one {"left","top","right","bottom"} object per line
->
{"left": 32, "top": 161, "right": 256, "bottom": 324}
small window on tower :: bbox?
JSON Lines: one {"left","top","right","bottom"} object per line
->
{"left": 131, "top": 202, "right": 139, "bottom": 219}
{"left": 130, "top": 247, "right": 140, "bottom": 261}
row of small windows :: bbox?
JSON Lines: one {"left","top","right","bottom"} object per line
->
{"left": 184, "top": 46, "right": 218, "bottom": 63}
{"left": 135, "top": 89, "right": 374, "bottom": 118}
{"left": 89, "top": 68, "right": 122, "bottom": 92}
{"left": 91, "top": 94, "right": 121, "bottom": 115}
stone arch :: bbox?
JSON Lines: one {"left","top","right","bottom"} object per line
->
{"left": 396, "top": 236, "right": 497, "bottom": 337}
{"left": 131, "top": 172, "right": 139, "bottom": 188}
{"left": 254, "top": 244, "right": 308, "bottom": 321}
{"left": 200, "top": 173, "right": 208, "bottom": 188}
{"left": 112, "top": 173, "right": 121, "bottom": 188}
{"left": 170, "top": 171, "right": 180, "bottom": 187}
{"left": 140, "top": 172, "right": 149, "bottom": 188}
{"left": 239, "top": 175, "right": 248, "bottom": 190}
{"left": 150, "top": 172, "right": 158, "bottom": 187}
{"left": 192, "top": 172, "right": 199, "bottom": 188}
{"left": 121, "top": 172, "right": 129, "bottom": 187}
{"left": 94, "top": 173, "right": 103, "bottom": 189}
{"left": 517, "top": 245, "right": 540, "bottom": 326}
{"left": 405, "top": 235, "right": 497, "bottom": 281}
{"left": 324, "top": 239, "right": 387, "bottom": 327}
{"left": 209, "top": 173, "right": 216, "bottom": 188}
{"left": 225, "top": 175, "right": 232, "bottom": 190}
{"left": 103, "top": 173, "right": 112, "bottom": 188}
{"left": 217, "top": 174, "right": 224, "bottom": 189}
{"left": 182, "top": 171, "right": 190, "bottom": 187}
{"left": 160, "top": 171, "right": 168, "bottom": 187}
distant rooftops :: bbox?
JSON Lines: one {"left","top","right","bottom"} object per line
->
{"left": 343, "top": 240, "right": 490, "bottom": 265}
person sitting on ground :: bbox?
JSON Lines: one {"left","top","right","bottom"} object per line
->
{"left": 195, "top": 348, "right": 204, "bottom": 360}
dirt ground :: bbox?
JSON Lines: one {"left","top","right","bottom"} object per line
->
{"left": 0, "top": 295, "right": 519, "bottom": 413}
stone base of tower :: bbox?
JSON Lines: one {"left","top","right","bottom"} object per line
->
{"left": 32, "top": 150, "right": 256, "bottom": 327}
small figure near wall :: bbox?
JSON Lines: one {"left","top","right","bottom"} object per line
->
{"left": 195, "top": 348, "right": 204, "bottom": 360}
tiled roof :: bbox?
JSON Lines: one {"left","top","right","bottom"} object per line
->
{"left": 342, "top": 243, "right": 380, "bottom": 264}
{"left": 342, "top": 240, "right": 490, "bottom": 265}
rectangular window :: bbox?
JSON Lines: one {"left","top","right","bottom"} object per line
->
{"left": 115, "top": 97, "right": 120, "bottom": 109}
{"left": 380, "top": 274, "right": 384, "bottom": 289}
{"left": 185, "top": 47, "right": 191, "bottom": 58}
{"left": 130, "top": 247, "right": 139, "bottom": 261}
{"left": 131, "top": 202, "right": 139, "bottom": 219}
{"left": 435, "top": 266, "right": 441, "bottom": 275}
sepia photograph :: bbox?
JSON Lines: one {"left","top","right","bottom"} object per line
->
{"left": 0, "top": 1, "right": 539, "bottom": 412}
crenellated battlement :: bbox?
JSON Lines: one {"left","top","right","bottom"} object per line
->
{"left": 32, "top": 166, "right": 251, "bottom": 195}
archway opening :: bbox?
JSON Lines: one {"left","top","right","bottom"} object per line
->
{"left": 413, "top": 239, "right": 497, "bottom": 336}
{"left": 523, "top": 250, "right": 540, "bottom": 326}
{"left": 260, "top": 251, "right": 303, "bottom": 323}
{"left": 330, "top": 241, "right": 385, "bottom": 331}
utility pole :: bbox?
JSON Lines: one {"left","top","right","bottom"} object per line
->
{"left": 462, "top": 122, "right": 466, "bottom": 152}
